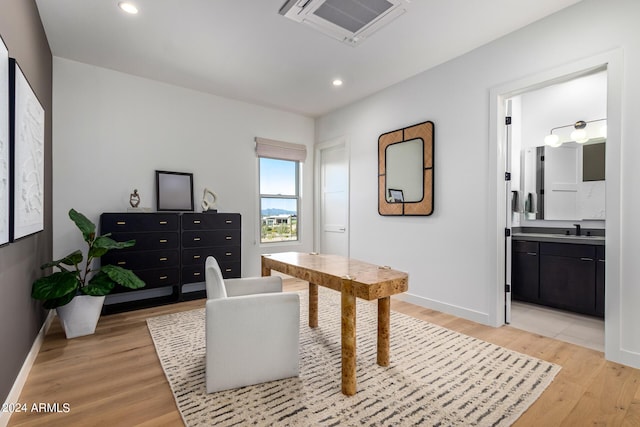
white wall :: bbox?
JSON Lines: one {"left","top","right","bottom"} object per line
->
{"left": 52, "top": 57, "right": 315, "bottom": 277}
{"left": 315, "top": 0, "right": 640, "bottom": 367}
{"left": 516, "top": 71, "right": 606, "bottom": 225}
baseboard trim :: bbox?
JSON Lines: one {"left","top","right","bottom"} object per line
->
{"left": 394, "top": 292, "right": 490, "bottom": 325}
{"left": 1, "top": 310, "right": 55, "bottom": 427}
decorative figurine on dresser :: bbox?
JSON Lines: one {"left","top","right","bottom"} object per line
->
{"left": 129, "top": 189, "right": 141, "bottom": 208}
{"left": 99, "top": 211, "right": 241, "bottom": 313}
{"left": 201, "top": 188, "right": 218, "bottom": 213}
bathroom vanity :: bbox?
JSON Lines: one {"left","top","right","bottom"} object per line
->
{"left": 512, "top": 230, "right": 604, "bottom": 318}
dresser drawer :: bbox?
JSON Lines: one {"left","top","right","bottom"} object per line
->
{"left": 101, "top": 213, "right": 179, "bottom": 232}
{"left": 134, "top": 267, "right": 180, "bottom": 288}
{"left": 181, "top": 246, "right": 241, "bottom": 266}
{"left": 181, "top": 213, "right": 240, "bottom": 231}
{"left": 102, "top": 249, "right": 179, "bottom": 270}
{"left": 108, "top": 231, "right": 180, "bottom": 251}
{"left": 181, "top": 230, "right": 241, "bottom": 248}
{"left": 110, "top": 267, "right": 179, "bottom": 292}
{"left": 182, "top": 262, "right": 240, "bottom": 284}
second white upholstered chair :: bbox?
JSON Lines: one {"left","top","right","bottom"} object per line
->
{"left": 204, "top": 256, "right": 300, "bottom": 393}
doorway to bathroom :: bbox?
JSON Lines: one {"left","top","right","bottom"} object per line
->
{"left": 505, "top": 70, "right": 606, "bottom": 350}
{"left": 490, "top": 49, "right": 623, "bottom": 359}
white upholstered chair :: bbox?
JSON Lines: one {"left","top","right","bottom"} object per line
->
{"left": 204, "top": 256, "right": 300, "bottom": 393}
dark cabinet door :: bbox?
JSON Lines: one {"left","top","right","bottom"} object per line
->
{"left": 539, "top": 243, "right": 597, "bottom": 315}
{"left": 512, "top": 241, "right": 539, "bottom": 302}
{"left": 596, "top": 246, "right": 605, "bottom": 317}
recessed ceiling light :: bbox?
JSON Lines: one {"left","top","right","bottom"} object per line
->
{"left": 118, "top": 2, "right": 138, "bottom": 14}
{"left": 332, "top": 79, "right": 343, "bottom": 87}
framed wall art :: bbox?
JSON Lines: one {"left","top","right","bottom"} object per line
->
{"left": 9, "top": 58, "right": 45, "bottom": 241}
{"left": 0, "top": 36, "right": 9, "bottom": 245}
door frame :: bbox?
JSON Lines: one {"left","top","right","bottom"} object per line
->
{"left": 314, "top": 136, "right": 350, "bottom": 255}
{"left": 489, "top": 49, "right": 623, "bottom": 362}
{"left": 504, "top": 99, "right": 513, "bottom": 324}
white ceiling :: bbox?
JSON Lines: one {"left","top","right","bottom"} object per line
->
{"left": 35, "top": 0, "right": 583, "bottom": 118}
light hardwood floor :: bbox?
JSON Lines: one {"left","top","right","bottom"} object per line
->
{"left": 7, "top": 279, "right": 640, "bottom": 426}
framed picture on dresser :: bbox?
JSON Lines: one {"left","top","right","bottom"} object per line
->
{"left": 9, "top": 58, "right": 45, "bottom": 241}
{"left": 0, "top": 36, "right": 9, "bottom": 245}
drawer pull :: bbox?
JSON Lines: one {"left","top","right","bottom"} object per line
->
{"left": 598, "top": 259, "right": 605, "bottom": 263}
{"left": 581, "top": 257, "right": 594, "bottom": 261}
{"left": 225, "top": 268, "right": 232, "bottom": 272}
{"left": 159, "top": 239, "right": 168, "bottom": 243}
{"left": 193, "top": 272, "right": 201, "bottom": 276}
{"left": 159, "top": 276, "right": 168, "bottom": 280}
{"left": 225, "top": 220, "right": 233, "bottom": 224}
{"left": 117, "top": 261, "right": 126, "bottom": 265}
{"left": 159, "top": 221, "right": 168, "bottom": 225}
{"left": 526, "top": 252, "right": 537, "bottom": 256}
{"left": 225, "top": 236, "right": 232, "bottom": 240}
{"left": 193, "top": 220, "right": 201, "bottom": 224}
{"left": 193, "top": 255, "right": 201, "bottom": 259}
{"left": 159, "top": 257, "right": 168, "bottom": 261}
{"left": 225, "top": 252, "right": 232, "bottom": 256}
{"left": 194, "top": 237, "right": 201, "bottom": 241}
{"left": 116, "top": 221, "right": 126, "bottom": 225}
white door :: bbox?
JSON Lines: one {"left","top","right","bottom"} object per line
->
{"left": 317, "top": 139, "right": 349, "bottom": 256}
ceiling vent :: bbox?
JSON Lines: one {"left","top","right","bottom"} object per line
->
{"left": 279, "top": 0, "right": 409, "bottom": 46}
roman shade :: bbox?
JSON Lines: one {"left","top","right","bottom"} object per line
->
{"left": 255, "top": 137, "right": 307, "bottom": 162}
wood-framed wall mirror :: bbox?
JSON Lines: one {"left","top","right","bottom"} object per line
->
{"left": 378, "top": 121, "right": 434, "bottom": 216}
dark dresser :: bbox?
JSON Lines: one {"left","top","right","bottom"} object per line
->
{"left": 100, "top": 212, "right": 241, "bottom": 313}
{"left": 180, "top": 212, "right": 242, "bottom": 299}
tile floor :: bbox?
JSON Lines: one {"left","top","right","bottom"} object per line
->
{"left": 509, "top": 301, "right": 604, "bottom": 352}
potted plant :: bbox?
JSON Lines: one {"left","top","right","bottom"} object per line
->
{"left": 32, "top": 209, "right": 145, "bottom": 338}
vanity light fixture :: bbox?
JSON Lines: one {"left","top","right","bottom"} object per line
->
{"left": 118, "top": 2, "right": 139, "bottom": 14}
{"left": 570, "top": 121, "right": 589, "bottom": 143}
{"left": 544, "top": 118, "right": 606, "bottom": 147}
{"left": 543, "top": 134, "right": 562, "bottom": 148}
{"left": 332, "top": 79, "right": 343, "bottom": 87}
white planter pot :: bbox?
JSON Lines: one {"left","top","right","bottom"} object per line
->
{"left": 56, "top": 295, "right": 105, "bottom": 339}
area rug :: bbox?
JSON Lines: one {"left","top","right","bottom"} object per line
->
{"left": 147, "top": 289, "right": 560, "bottom": 426}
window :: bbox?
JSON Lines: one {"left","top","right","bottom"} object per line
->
{"left": 259, "top": 157, "right": 299, "bottom": 243}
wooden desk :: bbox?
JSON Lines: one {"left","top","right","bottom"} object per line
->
{"left": 261, "top": 252, "right": 408, "bottom": 396}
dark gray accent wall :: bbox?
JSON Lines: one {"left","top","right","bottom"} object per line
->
{"left": 0, "top": 0, "right": 52, "bottom": 404}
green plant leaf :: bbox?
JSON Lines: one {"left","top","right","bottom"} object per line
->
{"left": 69, "top": 209, "right": 96, "bottom": 242}
{"left": 42, "top": 291, "right": 76, "bottom": 309}
{"left": 40, "top": 250, "right": 83, "bottom": 270}
{"left": 101, "top": 265, "right": 145, "bottom": 289}
{"left": 89, "top": 236, "right": 136, "bottom": 258}
{"left": 32, "top": 271, "right": 79, "bottom": 300}
{"left": 83, "top": 271, "right": 116, "bottom": 296}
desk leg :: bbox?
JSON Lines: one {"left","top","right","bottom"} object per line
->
{"left": 261, "top": 259, "right": 270, "bottom": 277}
{"left": 309, "top": 283, "right": 318, "bottom": 328}
{"left": 377, "top": 297, "right": 390, "bottom": 366}
{"left": 341, "top": 277, "right": 356, "bottom": 396}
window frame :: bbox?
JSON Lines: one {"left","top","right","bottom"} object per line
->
{"left": 258, "top": 157, "right": 301, "bottom": 244}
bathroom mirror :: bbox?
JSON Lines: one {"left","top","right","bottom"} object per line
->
{"left": 522, "top": 138, "right": 605, "bottom": 221}
{"left": 378, "top": 121, "right": 434, "bottom": 216}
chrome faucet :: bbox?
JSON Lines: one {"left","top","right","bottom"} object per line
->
{"left": 573, "top": 224, "right": 581, "bottom": 236}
